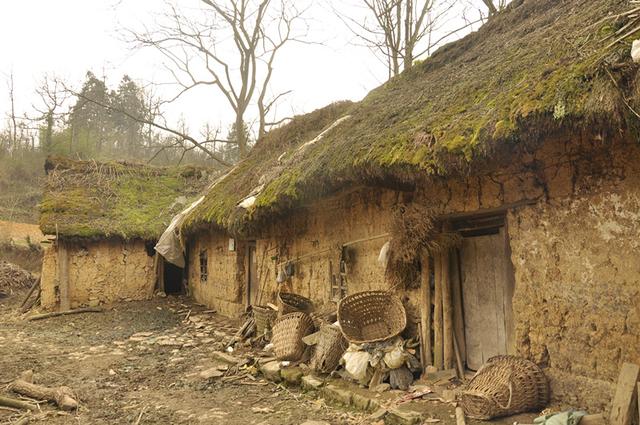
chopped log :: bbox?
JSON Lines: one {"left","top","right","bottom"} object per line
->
{"left": 442, "top": 249, "right": 454, "bottom": 370}
{"left": 433, "top": 253, "right": 443, "bottom": 370}
{"left": 0, "top": 396, "right": 36, "bottom": 411}
{"left": 9, "top": 379, "right": 77, "bottom": 411}
{"left": 19, "top": 278, "right": 40, "bottom": 309}
{"left": 420, "top": 251, "right": 432, "bottom": 373}
{"left": 610, "top": 362, "right": 640, "bottom": 425}
{"left": 26, "top": 307, "right": 103, "bottom": 322}
{"left": 455, "top": 406, "right": 466, "bottom": 425}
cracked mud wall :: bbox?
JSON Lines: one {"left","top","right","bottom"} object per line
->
{"left": 188, "top": 133, "right": 640, "bottom": 409}
{"left": 41, "top": 239, "right": 155, "bottom": 308}
{"left": 188, "top": 232, "right": 246, "bottom": 317}
{"left": 507, "top": 138, "right": 640, "bottom": 411}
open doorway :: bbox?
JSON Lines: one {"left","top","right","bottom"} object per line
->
{"left": 164, "top": 262, "right": 184, "bottom": 294}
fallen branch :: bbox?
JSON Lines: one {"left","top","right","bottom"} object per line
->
{"left": 26, "top": 307, "right": 103, "bottom": 322}
{"left": 9, "top": 380, "right": 78, "bottom": 411}
{"left": 0, "top": 396, "right": 37, "bottom": 411}
{"left": 19, "top": 278, "right": 40, "bottom": 309}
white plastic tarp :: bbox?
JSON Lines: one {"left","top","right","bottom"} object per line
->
{"left": 154, "top": 196, "right": 204, "bottom": 268}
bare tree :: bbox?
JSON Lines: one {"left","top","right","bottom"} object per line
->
{"left": 338, "top": 0, "right": 499, "bottom": 79}
{"left": 5, "top": 71, "right": 18, "bottom": 152}
{"left": 30, "top": 76, "right": 69, "bottom": 154}
{"left": 479, "top": 0, "right": 507, "bottom": 17}
{"left": 130, "top": 0, "right": 307, "bottom": 159}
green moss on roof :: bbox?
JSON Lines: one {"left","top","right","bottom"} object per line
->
{"left": 41, "top": 156, "right": 212, "bottom": 240}
{"left": 184, "top": 0, "right": 638, "bottom": 234}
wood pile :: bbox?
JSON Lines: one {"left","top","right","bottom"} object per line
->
{"left": 0, "top": 261, "right": 36, "bottom": 297}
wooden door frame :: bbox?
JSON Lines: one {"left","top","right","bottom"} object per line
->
{"left": 246, "top": 240, "right": 257, "bottom": 307}
{"left": 452, "top": 212, "right": 516, "bottom": 368}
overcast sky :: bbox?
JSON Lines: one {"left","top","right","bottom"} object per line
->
{"left": 0, "top": 0, "right": 484, "bottom": 139}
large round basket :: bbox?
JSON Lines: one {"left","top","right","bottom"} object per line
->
{"left": 337, "top": 290, "right": 406, "bottom": 344}
{"left": 461, "top": 355, "right": 549, "bottom": 420}
{"left": 271, "top": 312, "right": 315, "bottom": 361}
{"left": 278, "top": 292, "right": 313, "bottom": 316}
{"left": 310, "top": 324, "right": 348, "bottom": 374}
{"left": 253, "top": 305, "right": 278, "bottom": 336}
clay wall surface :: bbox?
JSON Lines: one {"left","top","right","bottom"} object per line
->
{"left": 41, "top": 239, "right": 155, "bottom": 308}
{"left": 190, "top": 134, "right": 640, "bottom": 409}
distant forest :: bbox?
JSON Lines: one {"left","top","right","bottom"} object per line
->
{"left": 0, "top": 72, "right": 242, "bottom": 223}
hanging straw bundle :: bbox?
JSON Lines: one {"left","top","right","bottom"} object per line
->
{"left": 386, "top": 204, "right": 460, "bottom": 289}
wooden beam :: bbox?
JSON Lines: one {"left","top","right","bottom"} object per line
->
{"left": 433, "top": 252, "right": 444, "bottom": 370}
{"left": 450, "top": 248, "right": 466, "bottom": 365}
{"left": 610, "top": 362, "right": 640, "bottom": 425}
{"left": 420, "top": 252, "right": 432, "bottom": 372}
{"left": 57, "top": 240, "right": 70, "bottom": 312}
{"left": 442, "top": 248, "right": 454, "bottom": 370}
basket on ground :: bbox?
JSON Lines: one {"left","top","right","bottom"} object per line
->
{"left": 460, "top": 355, "right": 549, "bottom": 420}
{"left": 253, "top": 305, "right": 278, "bottom": 336}
{"left": 278, "top": 292, "right": 313, "bottom": 315}
{"left": 337, "top": 290, "right": 406, "bottom": 344}
{"left": 310, "top": 324, "right": 348, "bottom": 374}
{"left": 271, "top": 312, "right": 315, "bottom": 361}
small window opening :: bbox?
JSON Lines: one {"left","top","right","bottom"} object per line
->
{"left": 199, "top": 250, "right": 208, "bottom": 283}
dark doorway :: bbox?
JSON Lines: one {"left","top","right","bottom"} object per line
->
{"left": 164, "top": 262, "right": 184, "bottom": 294}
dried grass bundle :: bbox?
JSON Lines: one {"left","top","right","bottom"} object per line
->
{"left": 386, "top": 204, "right": 461, "bottom": 289}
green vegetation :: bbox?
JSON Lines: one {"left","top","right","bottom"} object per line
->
{"left": 40, "top": 157, "right": 211, "bottom": 240}
{"left": 184, "top": 0, "right": 638, "bottom": 235}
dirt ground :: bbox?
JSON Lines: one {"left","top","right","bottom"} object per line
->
{"left": 0, "top": 293, "right": 368, "bottom": 425}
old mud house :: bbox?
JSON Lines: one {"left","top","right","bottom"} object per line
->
{"left": 39, "top": 157, "right": 210, "bottom": 309}
{"left": 172, "top": 0, "right": 640, "bottom": 410}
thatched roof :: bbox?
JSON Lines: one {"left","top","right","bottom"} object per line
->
{"left": 184, "top": 0, "right": 639, "bottom": 234}
{"left": 41, "top": 156, "right": 212, "bottom": 240}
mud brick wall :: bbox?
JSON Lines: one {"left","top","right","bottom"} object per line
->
{"left": 188, "top": 231, "right": 246, "bottom": 317}
{"left": 41, "top": 239, "right": 155, "bottom": 308}
{"left": 188, "top": 134, "right": 640, "bottom": 410}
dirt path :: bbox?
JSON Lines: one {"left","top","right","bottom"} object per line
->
{"left": 0, "top": 294, "right": 364, "bottom": 424}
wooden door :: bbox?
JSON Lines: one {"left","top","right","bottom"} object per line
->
{"left": 247, "top": 242, "right": 259, "bottom": 305}
{"left": 460, "top": 227, "right": 514, "bottom": 370}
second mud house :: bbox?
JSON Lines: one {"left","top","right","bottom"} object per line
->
{"left": 39, "top": 157, "right": 210, "bottom": 310}
{"left": 175, "top": 0, "right": 640, "bottom": 411}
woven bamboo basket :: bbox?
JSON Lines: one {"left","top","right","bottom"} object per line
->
{"left": 271, "top": 312, "right": 315, "bottom": 361}
{"left": 337, "top": 290, "right": 406, "bottom": 344}
{"left": 253, "top": 305, "right": 278, "bottom": 336}
{"left": 278, "top": 292, "right": 313, "bottom": 316}
{"left": 310, "top": 324, "right": 348, "bottom": 374}
{"left": 461, "top": 355, "right": 550, "bottom": 420}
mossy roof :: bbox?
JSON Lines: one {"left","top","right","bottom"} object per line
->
{"left": 41, "top": 156, "right": 212, "bottom": 240}
{"left": 184, "top": 0, "right": 639, "bottom": 234}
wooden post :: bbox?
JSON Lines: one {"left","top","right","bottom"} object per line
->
{"left": 433, "top": 252, "right": 443, "bottom": 370}
{"left": 451, "top": 248, "right": 466, "bottom": 364}
{"left": 420, "top": 251, "right": 432, "bottom": 372}
{"left": 442, "top": 248, "right": 454, "bottom": 370}
{"left": 610, "top": 362, "right": 640, "bottom": 425}
{"left": 57, "top": 240, "right": 70, "bottom": 312}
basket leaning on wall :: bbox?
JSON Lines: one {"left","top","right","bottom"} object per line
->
{"left": 337, "top": 290, "right": 407, "bottom": 344}
{"left": 271, "top": 312, "right": 315, "bottom": 361}
{"left": 460, "top": 355, "right": 550, "bottom": 420}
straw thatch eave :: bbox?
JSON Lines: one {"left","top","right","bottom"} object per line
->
{"left": 183, "top": 0, "right": 640, "bottom": 236}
